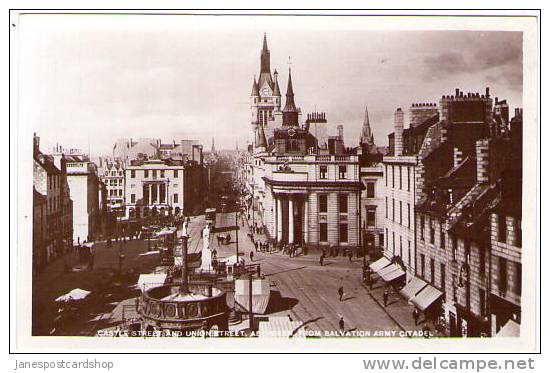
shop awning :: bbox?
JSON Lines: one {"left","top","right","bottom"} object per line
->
{"left": 369, "top": 257, "right": 391, "bottom": 272}
{"left": 411, "top": 285, "right": 443, "bottom": 311}
{"left": 377, "top": 263, "right": 399, "bottom": 277}
{"left": 136, "top": 273, "right": 167, "bottom": 292}
{"left": 496, "top": 319, "right": 520, "bottom": 337}
{"left": 381, "top": 267, "right": 405, "bottom": 282}
{"left": 399, "top": 277, "right": 428, "bottom": 300}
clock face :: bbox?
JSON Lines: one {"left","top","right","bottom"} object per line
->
{"left": 288, "top": 128, "right": 296, "bottom": 137}
{"left": 262, "top": 88, "right": 270, "bottom": 97}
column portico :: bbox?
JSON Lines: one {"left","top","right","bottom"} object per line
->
{"left": 277, "top": 196, "right": 283, "bottom": 244}
{"left": 288, "top": 197, "right": 295, "bottom": 244}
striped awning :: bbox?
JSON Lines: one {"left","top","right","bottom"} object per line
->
{"left": 381, "top": 267, "right": 405, "bottom": 282}
{"left": 399, "top": 277, "right": 428, "bottom": 300}
{"left": 369, "top": 257, "right": 391, "bottom": 272}
{"left": 377, "top": 263, "right": 400, "bottom": 277}
{"left": 496, "top": 319, "right": 520, "bottom": 337}
{"left": 411, "top": 285, "right": 443, "bottom": 311}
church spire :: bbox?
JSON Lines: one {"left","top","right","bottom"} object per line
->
{"left": 360, "top": 105, "right": 375, "bottom": 148}
{"left": 251, "top": 76, "right": 259, "bottom": 96}
{"left": 282, "top": 68, "right": 299, "bottom": 127}
{"left": 211, "top": 137, "right": 216, "bottom": 153}
{"left": 260, "top": 33, "right": 270, "bottom": 74}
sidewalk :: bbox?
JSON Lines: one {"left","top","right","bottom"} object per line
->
{"left": 361, "top": 278, "right": 445, "bottom": 338}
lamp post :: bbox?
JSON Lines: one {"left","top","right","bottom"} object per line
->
{"left": 235, "top": 202, "right": 240, "bottom": 261}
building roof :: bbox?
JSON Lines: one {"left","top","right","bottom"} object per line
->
{"left": 34, "top": 153, "right": 61, "bottom": 175}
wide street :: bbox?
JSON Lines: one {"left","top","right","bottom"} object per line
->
{"left": 33, "top": 209, "right": 430, "bottom": 337}
{"left": 214, "top": 212, "right": 407, "bottom": 335}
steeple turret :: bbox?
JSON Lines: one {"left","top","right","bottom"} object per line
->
{"left": 282, "top": 68, "right": 299, "bottom": 127}
{"left": 260, "top": 33, "right": 270, "bottom": 74}
{"left": 251, "top": 76, "right": 259, "bottom": 97}
{"left": 273, "top": 69, "right": 281, "bottom": 96}
{"left": 360, "top": 105, "right": 375, "bottom": 148}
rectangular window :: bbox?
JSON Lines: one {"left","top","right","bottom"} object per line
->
{"left": 479, "top": 288, "right": 486, "bottom": 317}
{"left": 131, "top": 194, "right": 135, "bottom": 204}
{"left": 319, "top": 166, "right": 328, "bottom": 179}
{"left": 144, "top": 170, "right": 149, "bottom": 178}
{"left": 385, "top": 165, "right": 388, "bottom": 186}
{"left": 399, "top": 236, "right": 403, "bottom": 258}
{"left": 392, "top": 199, "right": 395, "bottom": 221}
{"left": 339, "top": 194, "right": 348, "bottom": 213}
{"left": 399, "top": 166, "right": 402, "bottom": 190}
{"left": 392, "top": 232, "right": 395, "bottom": 254}
{"left": 385, "top": 197, "right": 388, "bottom": 218}
{"left": 379, "top": 233, "right": 384, "bottom": 247}
{"left": 407, "top": 166, "right": 411, "bottom": 191}
{"left": 320, "top": 223, "right": 328, "bottom": 242}
{"left": 498, "top": 214, "right": 507, "bottom": 243}
{"left": 338, "top": 165, "right": 347, "bottom": 179}
{"left": 319, "top": 195, "right": 328, "bottom": 213}
{"left": 339, "top": 223, "right": 348, "bottom": 243}
{"left": 441, "top": 263, "right": 446, "bottom": 292}
{"left": 465, "top": 239, "right": 471, "bottom": 264}
{"left": 399, "top": 201, "right": 403, "bottom": 224}
{"left": 515, "top": 263, "right": 522, "bottom": 295}
{"left": 160, "top": 170, "right": 165, "bottom": 178}
{"left": 367, "top": 182, "right": 375, "bottom": 198}
{"left": 420, "top": 215, "right": 425, "bottom": 240}
{"left": 152, "top": 170, "right": 157, "bottom": 178}
{"left": 385, "top": 228, "right": 388, "bottom": 248}
{"left": 430, "top": 258, "right": 435, "bottom": 284}
{"left": 498, "top": 257, "right": 507, "bottom": 294}
{"left": 452, "top": 235, "right": 457, "bottom": 261}
{"left": 430, "top": 224, "right": 435, "bottom": 245}
{"left": 421, "top": 254, "right": 425, "bottom": 278}
{"left": 173, "top": 193, "right": 178, "bottom": 203}
{"left": 366, "top": 210, "right": 376, "bottom": 227}
{"left": 407, "top": 203, "right": 411, "bottom": 228}
{"left": 408, "top": 240, "right": 411, "bottom": 265}
{"left": 392, "top": 166, "right": 395, "bottom": 188}
{"left": 440, "top": 224, "right": 445, "bottom": 249}
{"left": 173, "top": 169, "right": 179, "bottom": 178}
{"left": 479, "top": 246, "right": 486, "bottom": 275}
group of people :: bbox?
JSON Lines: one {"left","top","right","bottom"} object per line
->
{"left": 254, "top": 240, "right": 271, "bottom": 253}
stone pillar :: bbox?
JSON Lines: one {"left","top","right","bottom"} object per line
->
{"left": 288, "top": 197, "right": 295, "bottom": 244}
{"left": 277, "top": 196, "right": 283, "bottom": 244}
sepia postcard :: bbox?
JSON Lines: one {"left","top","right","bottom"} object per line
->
{"left": 10, "top": 10, "right": 540, "bottom": 353}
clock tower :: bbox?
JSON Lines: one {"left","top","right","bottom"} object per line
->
{"left": 250, "top": 34, "right": 282, "bottom": 146}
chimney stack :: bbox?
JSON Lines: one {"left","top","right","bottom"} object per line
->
{"left": 394, "top": 108, "right": 404, "bottom": 156}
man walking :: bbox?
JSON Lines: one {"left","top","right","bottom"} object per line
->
{"left": 338, "top": 286, "right": 344, "bottom": 302}
{"left": 383, "top": 290, "right": 389, "bottom": 307}
{"left": 250, "top": 251, "right": 254, "bottom": 262}
{"left": 348, "top": 250, "right": 353, "bottom": 263}
{"left": 319, "top": 254, "right": 324, "bottom": 266}
{"left": 339, "top": 316, "right": 345, "bottom": 332}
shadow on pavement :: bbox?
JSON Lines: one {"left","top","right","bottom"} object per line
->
{"left": 265, "top": 290, "right": 299, "bottom": 314}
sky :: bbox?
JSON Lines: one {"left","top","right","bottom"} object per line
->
{"left": 18, "top": 14, "right": 523, "bottom": 156}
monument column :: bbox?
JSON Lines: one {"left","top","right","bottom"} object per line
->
{"left": 288, "top": 196, "right": 295, "bottom": 245}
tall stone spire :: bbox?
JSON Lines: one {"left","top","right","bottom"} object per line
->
{"left": 211, "top": 137, "right": 216, "bottom": 153}
{"left": 282, "top": 68, "right": 299, "bottom": 127}
{"left": 260, "top": 33, "right": 270, "bottom": 74}
{"left": 360, "top": 105, "right": 375, "bottom": 147}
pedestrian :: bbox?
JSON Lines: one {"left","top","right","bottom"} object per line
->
{"left": 338, "top": 286, "right": 344, "bottom": 302}
{"left": 319, "top": 254, "right": 324, "bottom": 266}
{"left": 413, "top": 309, "right": 420, "bottom": 326}
{"left": 422, "top": 323, "right": 431, "bottom": 338}
{"left": 383, "top": 290, "right": 389, "bottom": 307}
{"left": 255, "top": 241, "right": 259, "bottom": 252}
{"left": 348, "top": 250, "right": 353, "bottom": 263}
{"left": 339, "top": 316, "right": 345, "bottom": 332}
{"left": 250, "top": 251, "right": 254, "bottom": 262}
